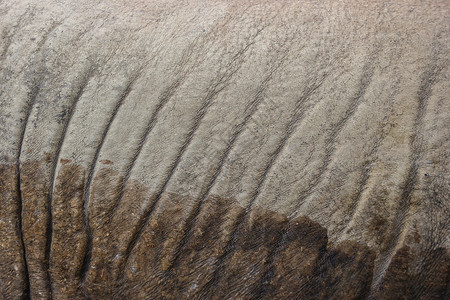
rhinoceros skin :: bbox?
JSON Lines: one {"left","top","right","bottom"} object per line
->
{"left": 0, "top": 0, "right": 448, "bottom": 299}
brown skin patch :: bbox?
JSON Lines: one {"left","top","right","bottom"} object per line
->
{"left": 3, "top": 161, "right": 448, "bottom": 299}
{"left": 82, "top": 167, "right": 125, "bottom": 298}
{"left": 50, "top": 163, "right": 87, "bottom": 298}
{"left": 118, "top": 191, "right": 195, "bottom": 298}
{"left": 376, "top": 245, "right": 449, "bottom": 299}
{"left": 209, "top": 206, "right": 288, "bottom": 300}
{"left": 368, "top": 213, "right": 389, "bottom": 249}
{"left": 406, "top": 229, "right": 421, "bottom": 245}
{"left": 120, "top": 194, "right": 246, "bottom": 299}
{"left": 261, "top": 216, "right": 328, "bottom": 299}
{"left": 0, "top": 164, "right": 28, "bottom": 299}
{"left": 317, "top": 240, "right": 376, "bottom": 300}
{"left": 167, "top": 194, "right": 246, "bottom": 300}
{"left": 20, "top": 159, "right": 52, "bottom": 299}
{"left": 59, "top": 158, "right": 72, "bottom": 164}
{"left": 100, "top": 159, "right": 113, "bottom": 165}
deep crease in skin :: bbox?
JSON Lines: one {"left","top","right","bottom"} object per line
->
{"left": 84, "top": 12, "right": 239, "bottom": 288}
{"left": 165, "top": 21, "right": 313, "bottom": 281}
{"left": 120, "top": 17, "right": 295, "bottom": 282}
{"left": 174, "top": 23, "right": 325, "bottom": 297}
{"left": 80, "top": 66, "right": 146, "bottom": 285}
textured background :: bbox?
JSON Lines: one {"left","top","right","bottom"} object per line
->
{"left": 0, "top": 0, "right": 449, "bottom": 299}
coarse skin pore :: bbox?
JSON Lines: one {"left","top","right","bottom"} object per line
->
{"left": 0, "top": 0, "right": 448, "bottom": 299}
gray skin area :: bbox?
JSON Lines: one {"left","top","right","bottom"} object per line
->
{"left": 0, "top": 0, "right": 449, "bottom": 299}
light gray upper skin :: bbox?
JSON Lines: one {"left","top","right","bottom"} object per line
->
{"left": 0, "top": 0, "right": 449, "bottom": 299}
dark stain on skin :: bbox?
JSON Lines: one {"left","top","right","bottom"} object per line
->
{"left": 1, "top": 161, "right": 448, "bottom": 299}
{"left": 368, "top": 214, "right": 389, "bottom": 248}
{"left": 50, "top": 162, "right": 87, "bottom": 298}
{"left": 0, "top": 164, "right": 28, "bottom": 299}
{"left": 20, "top": 159, "right": 53, "bottom": 299}
{"left": 59, "top": 158, "right": 72, "bottom": 164}
{"left": 256, "top": 216, "right": 329, "bottom": 299}
{"left": 100, "top": 159, "right": 113, "bottom": 165}
{"left": 316, "top": 240, "right": 376, "bottom": 299}
{"left": 375, "top": 245, "right": 449, "bottom": 299}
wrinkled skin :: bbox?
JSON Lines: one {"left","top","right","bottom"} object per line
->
{"left": 0, "top": 0, "right": 449, "bottom": 299}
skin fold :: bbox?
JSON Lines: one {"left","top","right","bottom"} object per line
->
{"left": 0, "top": 0, "right": 448, "bottom": 299}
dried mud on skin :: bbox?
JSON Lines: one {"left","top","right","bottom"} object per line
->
{"left": 1, "top": 161, "right": 449, "bottom": 299}
{"left": 50, "top": 162, "right": 87, "bottom": 299}
{"left": 20, "top": 158, "right": 53, "bottom": 299}
{"left": 0, "top": 164, "right": 28, "bottom": 299}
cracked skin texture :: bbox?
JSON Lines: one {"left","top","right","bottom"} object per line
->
{"left": 0, "top": 0, "right": 449, "bottom": 299}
